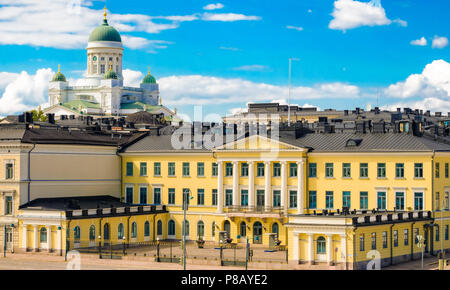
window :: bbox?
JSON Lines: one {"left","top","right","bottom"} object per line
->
{"left": 404, "top": 229, "right": 409, "bottom": 246}
{"left": 414, "top": 229, "right": 419, "bottom": 244}
{"left": 197, "top": 163, "right": 205, "bottom": 177}
{"left": 168, "top": 188, "right": 175, "bottom": 205}
{"left": 240, "top": 222, "right": 247, "bottom": 237}
{"left": 40, "top": 228, "right": 48, "bottom": 243}
{"left": 140, "top": 187, "right": 148, "bottom": 204}
{"left": 104, "top": 224, "right": 110, "bottom": 240}
{"left": 4, "top": 196, "right": 12, "bottom": 215}
{"left": 371, "top": 233, "right": 377, "bottom": 250}
{"left": 414, "top": 163, "right": 423, "bottom": 178}
{"left": 289, "top": 191, "right": 297, "bottom": 208}
{"left": 241, "top": 190, "right": 248, "bottom": 206}
{"left": 309, "top": 163, "right": 317, "bottom": 178}
{"left": 241, "top": 163, "right": 249, "bottom": 177}
{"left": 100, "top": 64, "right": 105, "bottom": 74}
{"left": 197, "top": 221, "right": 205, "bottom": 239}
{"left": 394, "top": 230, "right": 398, "bottom": 247}
{"left": 395, "top": 192, "right": 405, "bottom": 211}
{"left": 377, "top": 163, "right": 386, "bottom": 178}
{"left": 273, "top": 163, "right": 281, "bottom": 177}
{"left": 446, "top": 192, "right": 450, "bottom": 210}
{"left": 168, "top": 162, "right": 176, "bottom": 176}
{"left": 144, "top": 221, "right": 150, "bottom": 237}
{"left": 168, "top": 220, "right": 175, "bottom": 236}
{"left": 326, "top": 191, "right": 334, "bottom": 209}
{"left": 225, "top": 163, "right": 233, "bottom": 177}
{"left": 153, "top": 188, "right": 161, "bottom": 205}
{"left": 212, "top": 189, "right": 218, "bottom": 206}
{"left": 257, "top": 163, "right": 265, "bottom": 177}
{"left": 256, "top": 190, "right": 265, "bottom": 207}
{"left": 343, "top": 191, "right": 351, "bottom": 208}
{"left": 396, "top": 163, "right": 404, "bottom": 178}
{"left": 5, "top": 163, "right": 13, "bottom": 179}
{"left": 154, "top": 163, "right": 161, "bottom": 176}
{"left": 309, "top": 191, "right": 317, "bottom": 209}
{"left": 446, "top": 225, "right": 449, "bottom": 241}
{"left": 359, "top": 234, "right": 365, "bottom": 251}
{"left": 212, "top": 222, "right": 216, "bottom": 238}
{"left": 118, "top": 223, "right": 124, "bottom": 239}
{"left": 157, "top": 220, "right": 163, "bottom": 236}
{"left": 289, "top": 163, "right": 298, "bottom": 177}
{"left": 225, "top": 189, "right": 233, "bottom": 206}
{"left": 446, "top": 163, "right": 449, "bottom": 178}
{"left": 360, "top": 192, "right": 368, "bottom": 210}
{"left": 317, "top": 237, "right": 326, "bottom": 254}
{"left": 325, "top": 163, "right": 334, "bottom": 178}
{"left": 414, "top": 192, "right": 423, "bottom": 211}
{"left": 89, "top": 225, "right": 96, "bottom": 241}
{"left": 273, "top": 190, "right": 281, "bottom": 207}
{"left": 126, "top": 162, "right": 133, "bottom": 176}
{"left": 382, "top": 232, "right": 388, "bottom": 248}
{"left": 436, "top": 162, "right": 440, "bottom": 178}
{"left": 377, "top": 192, "right": 386, "bottom": 210}
{"left": 140, "top": 162, "right": 147, "bottom": 176}
{"left": 197, "top": 189, "right": 205, "bottom": 205}
{"left": 74, "top": 226, "right": 80, "bottom": 241}
{"left": 436, "top": 192, "right": 440, "bottom": 211}
{"left": 183, "top": 162, "right": 190, "bottom": 177}
{"left": 436, "top": 226, "right": 440, "bottom": 242}
{"left": 131, "top": 222, "right": 137, "bottom": 239}
{"left": 212, "top": 163, "right": 218, "bottom": 177}
{"left": 343, "top": 163, "right": 351, "bottom": 178}
{"left": 125, "top": 187, "right": 133, "bottom": 204}
{"left": 360, "top": 163, "right": 368, "bottom": 178}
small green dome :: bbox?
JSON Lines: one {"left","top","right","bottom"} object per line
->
{"left": 52, "top": 65, "right": 66, "bottom": 82}
{"left": 142, "top": 68, "right": 157, "bottom": 84}
{"left": 104, "top": 69, "right": 118, "bottom": 80}
{"left": 88, "top": 19, "right": 122, "bottom": 43}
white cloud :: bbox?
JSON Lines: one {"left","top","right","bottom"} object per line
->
{"left": 410, "top": 37, "right": 427, "bottom": 46}
{"left": 286, "top": 25, "right": 304, "bottom": 31}
{"left": 220, "top": 46, "right": 240, "bottom": 51}
{"left": 0, "top": 68, "right": 54, "bottom": 115}
{"left": 385, "top": 59, "right": 450, "bottom": 99}
{"left": 201, "top": 13, "right": 261, "bottom": 22}
{"left": 232, "top": 65, "right": 270, "bottom": 72}
{"left": 123, "top": 69, "right": 144, "bottom": 87}
{"left": 382, "top": 98, "right": 450, "bottom": 113}
{"left": 432, "top": 36, "right": 449, "bottom": 49}
{"left": 203, "top": 3, "right": 225, "bottom": 11}
{"left": 329, "top": 0, "right": 405, "bottom": 31}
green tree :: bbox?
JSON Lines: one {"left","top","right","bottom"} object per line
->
{"left": 31, "top": 108, "right": 47, "bottom": 122}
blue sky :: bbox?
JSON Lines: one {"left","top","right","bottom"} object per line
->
{"left": 0, "top": 0, "right": 449, "bottom": 119}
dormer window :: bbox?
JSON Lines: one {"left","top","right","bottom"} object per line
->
{"left": 346, "top": 139, "right": 362, "bottom": 147}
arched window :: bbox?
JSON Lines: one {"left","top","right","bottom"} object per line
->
{"left": 272, "top": 223, "right": 279, "bottom": 238}
{"left": 40, "top": 228, "right": 48, "bottom": 243}
{"left": 144, "top": 221, "right": 150, "bottom": 237}
{"left": 317, "top": 236, "right": 326, "bottom": 255}
{"left": 157, "top": 220, "right": 163, "bottom": 236}
{"left": 182, "top": 220, "right": 190, "bottom": 237}
{"left": 118, "top": 223, "right": 124, "bottom": 240}
{"left": 89, "top": 225, "right": 96, "bottom": 241}
{"left": 73, "top": 226, "right": 81, "bottom": 241}
{"left": 103, "top": 223, "right": 110, "bottom": 240}
{"left": 168, "top": 220, "right": 176, "bottom": 236}
{"left": 197, "top": 221, "right": 205, "bottom": 239}
{"left": 212, "top": 222, "right": 216, "bottom": 238}
{"left": 131, "top": 222, "right": 137, "bottom": 239}
{"left": 240, "top": 222, "right": 247, "bottom": 237}
{"left": 224, "top": 220, "right": 231, "bottom": 236}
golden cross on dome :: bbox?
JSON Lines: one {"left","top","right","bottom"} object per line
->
{"left": 148, "top": 66, "right": 151, "bottom": 74}
{"left": 104, "top": 6, "right": 108, "bottom": 20}
{"left": 58, "top": 64, "right": 61, "bottom": 73}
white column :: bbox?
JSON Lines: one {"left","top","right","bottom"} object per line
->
{"left": 232, "top": 161, "right": 239, "bottom": 207}
{"left": 22, "top": 224, "right": 27, "bottom": 250}
{"left": 248, "top": 161, "right": 255, "bottom": 210}
{"left": 292, "top": 232, "right": 299, "bottom": 263}
{"left": 308, "top": 233, "right": 314, "bottom": 264}
{"left": 297, "top": 160, "right": 305, "bottom": 214}
{"left": 281, "top": 161, "right": 288, "bottom": 213}
{"left": 56, "top": 227, "right": 62, "bottom": 254}
{"left": 327, "top": 234, "right": 333, "bottom": 265}
{"left": 33, "top": 226, "right": 38, "bottom": 251}
{"left": 340, "top": 235, "right": 347, "bottom": 265}
{"left": 47, "top": 225, "right": 52, "bottom": 251}
{"left": 264, "top": 161, "right": 272, "bottom": 212}
{"left": 217, "top": 161, "right": 224, "bottom": 213}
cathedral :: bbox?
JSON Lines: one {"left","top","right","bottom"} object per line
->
{"left": 44, "top": 8, "right": 176, "bottom": 119}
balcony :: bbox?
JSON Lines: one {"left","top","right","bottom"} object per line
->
{"left": 225, "top": 205, "right": 286, "bottom": 219}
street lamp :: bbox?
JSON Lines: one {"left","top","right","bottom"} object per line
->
{"left": 287, "top": 57, "right": 300, "bottom": 126}
{"left": 98, "top": 235, "right": 102, "bottom": 258}
{"left": 182, "top": 189, "right": 194, "bottom": 270}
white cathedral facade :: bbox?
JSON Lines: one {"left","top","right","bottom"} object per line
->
{"left": 44, "top": 9, "right": 175, "bottom": 119}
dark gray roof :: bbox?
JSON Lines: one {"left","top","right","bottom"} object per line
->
{"left": 124, "top": 135, "right": 210, "bottom": 153}
{"left": 19, "top": 196, "right": 127, "bottom": 211}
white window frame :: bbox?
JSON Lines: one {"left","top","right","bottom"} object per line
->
{"left": 152, "top": 186, "right": 162, "bottom": 205}
{"left": 4, "top": 160, "right": 15, "bottom": 180}
{"left": 125, "top": 184, "right": 134, "bottom": 204}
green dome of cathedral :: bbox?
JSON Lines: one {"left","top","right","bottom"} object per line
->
{"left": 52, "top": 65, "right": 66, "bottom": 82}
{"left": 142, "top": 67, "right": 157, "bottom": 84}
{"left": 88, "top": 8, "right": 122, "bottom": 43}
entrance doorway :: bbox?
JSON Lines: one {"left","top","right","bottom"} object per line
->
{"left": 253, "top": 222, "right": 262, "bottom": 244}
{"left": 5, "top": 227, "right": 13, "bottom": 251}
{"left": 317, "top": 236, "right": 327, "bottom": 262}
{"left": 224, "top": 221, "right": 231, "bottom": 239}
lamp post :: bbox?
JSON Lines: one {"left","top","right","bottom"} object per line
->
{"left": 123, "top": 236, "right": 126, "bottom": 256}
{"left": 219, "top": 239, "right": 223, "bottom": 266}
{"left": 287, "top": 57, "right": 300, "bottom": 126}
{"left": 417, "top": 235, "right": 424, "bottom": 269}
{"left": 98, "top": 235, "right": 102, "bottom": 259}
{"left": 3, "top": 224, "right": 6, "bottom": 258}
{"left": 182, "top": 189, "right": 193, "bottom": 270}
